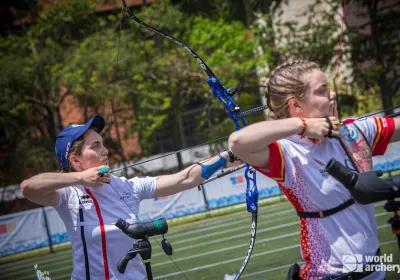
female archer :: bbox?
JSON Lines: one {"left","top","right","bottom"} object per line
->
{"left": 229, "top": 60, "right": 400, "bottom": 280}
{"left": 21, "top": 114, "right": 233, "bottom": 280}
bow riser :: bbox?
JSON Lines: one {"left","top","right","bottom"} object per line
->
{"left": 244, "top": 166, "right": 258, "bottom": 213}
{"left": 207, "top": 77, "right": 247, "bottom": 130}
{"left": 207, "top": 76, "right": 258, "bottom": 213}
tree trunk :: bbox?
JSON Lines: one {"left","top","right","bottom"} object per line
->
{"left": 367, "top": 0, "right": 394, "bottom": 115}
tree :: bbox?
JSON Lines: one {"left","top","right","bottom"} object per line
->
{"left": 0, "top": 0, "right": 107, "bottom": 184}
{"left": 1, "top": 0, "right": 272, "bottom": 190}
{"left": 63, "top": 0, "right": 266, "bottom": 157}
{"left": 264, "top": 0, "right": 400, "bottom": 117}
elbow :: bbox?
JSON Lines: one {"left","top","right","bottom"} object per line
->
{"left": 20, "top": 180, "right": 35, "bottom": 198}
{"left": 182, "top": 171, "right": 197, "bottom": 189}
{"left": 228, "top": 131, "right": 243, "bottom": 155}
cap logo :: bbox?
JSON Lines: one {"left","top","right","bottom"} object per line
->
{"left": 71, "top": 124, "right": 84, "bottom": 127}
{"left": 65, "top": 142, "right": 71, "bottom": 160}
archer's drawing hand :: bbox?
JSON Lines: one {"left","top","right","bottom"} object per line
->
{"left": 78, "top": 165, "right": 111, "bottom": 187}
{"left": 303, "top": 117, "right": 340, "bottom": 144}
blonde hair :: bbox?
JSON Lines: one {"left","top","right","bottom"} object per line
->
{"left": 60, "top": 128, "right": 99, "bottom": 173}
{"left": 265, "top": 60, "right": 320, "bottom": 120}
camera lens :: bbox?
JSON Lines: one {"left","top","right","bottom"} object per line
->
{"left": 115, "top": 218, "right": 125, "bottom": 229}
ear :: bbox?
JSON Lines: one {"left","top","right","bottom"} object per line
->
{"left": 287, "top": 98, "right": 304, "bottom": 116}
{"left": 69, "top": 154, "right": 83, "bottom": 171}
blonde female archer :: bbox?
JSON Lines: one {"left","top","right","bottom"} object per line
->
{"left": 229, "top": 60, "right": 400, "bottom": 280}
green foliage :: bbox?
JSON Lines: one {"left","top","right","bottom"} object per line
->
{"left": 1, "top": 0, "right": 398, "bottom": 188}
{"left": 269, "top": 0, "right": 399, "bottom": 116}
{"left": 61, "top": 0, "right": 263, "bottom": 156}
{"left": 0, "top": 0, "right": 103, "bottom": 183}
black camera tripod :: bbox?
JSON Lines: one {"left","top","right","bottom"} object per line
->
{"left": 117, "top": 234, "right": 172, "bottom": 279}
{"left": 384, "top": 199, "right": 400, "bottom": 252}
{"left": 117, "top": 238, "right": 153, "bottom": 279}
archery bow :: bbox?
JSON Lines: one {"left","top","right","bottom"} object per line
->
{"left": 120, "top": 1, "right": 258, "bottom": 278}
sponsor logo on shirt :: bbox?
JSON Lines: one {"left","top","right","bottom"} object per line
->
{"left": 79, "top": 194, "right": 93, "bottom": 204}
{"left": 382, "top": 118, "right": 387, "bottom": 128}
{"left": 120, "top": 191, "right": 132, "bottom": 201}
{"left": 319, "top": 167, "right": 329, "bottom": 178}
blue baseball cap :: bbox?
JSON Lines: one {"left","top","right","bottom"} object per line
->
{"left": 55, "top": 114, "right": 105, "bottom": 169}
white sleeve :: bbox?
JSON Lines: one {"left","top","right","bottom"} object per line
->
{"left": 353, "top": 117, "right": 395, "bottom": 156}
{"left": 127, "top": 176, "right": 157, "bottom": 201}
{"left": 352, "top": 117, "right": 377, "bottom": 147}
{"left": 54, "top": 187, "right": 74, "bottom": 208}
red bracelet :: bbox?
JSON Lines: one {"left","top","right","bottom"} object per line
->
{"left": 297, "top": 116, "right": 307, "bottom": 138}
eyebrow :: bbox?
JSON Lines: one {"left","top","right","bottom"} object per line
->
{"left": 90, "top": 141, "right": 102, "bottom": 147}
{"left": 315, "top": 83, "right": 327, "bottom": 91}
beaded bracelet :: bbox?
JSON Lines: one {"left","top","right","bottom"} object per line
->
{"left": 297, "top": 116, "right": 307, "bottom": 139}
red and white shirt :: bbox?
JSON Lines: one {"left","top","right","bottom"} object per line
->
{"left": 255, "top": 117, "right": 395, "bottom": 279}
{"left": 55, "top": 176, "right": 156, "bottom": 280}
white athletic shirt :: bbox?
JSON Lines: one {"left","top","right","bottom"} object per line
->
{"left": 255, "top": 117, "right": 395, "bottom": 280}
{"left": 54, "top": 175, "right": 156, "bottom": 280}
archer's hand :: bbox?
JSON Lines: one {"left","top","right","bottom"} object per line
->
{"left": 302, "top": 117, "right": 340, "bottom": 144}
{"left": 78, "top": 165, "right": 111, "bottom": 187}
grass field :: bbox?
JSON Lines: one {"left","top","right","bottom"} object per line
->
{"left": 1, "top": 200, "right": 399, "bottom": 280}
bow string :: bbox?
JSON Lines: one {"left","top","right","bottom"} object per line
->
{"left": 120, "top": 1, "right": 258, "bottom": 278}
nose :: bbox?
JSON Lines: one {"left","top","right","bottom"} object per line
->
{"left": 102, "top": 145, "right": 108, "bottom": 156}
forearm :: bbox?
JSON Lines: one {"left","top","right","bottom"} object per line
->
{"left": 229, "top": 117, "right": 303, "bottom": 154}
{"left": 21, "top": 172, "right": 82, "bottom": 198}
{"left": 189, "top": 150, "right": 230, "bottom": 186}
{"left": 154, "top": 151, "right": 230, "bottom": 197}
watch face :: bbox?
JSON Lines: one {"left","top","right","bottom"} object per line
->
{"left": 339, "top": 123, "right": 372, "bottom": 173}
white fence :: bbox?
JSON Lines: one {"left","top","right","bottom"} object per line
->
{"left": 0, "top": 168, "right": 279, "bottom": 257}
{"left": 1, "top": 141, "right": 399, "bottom": 257}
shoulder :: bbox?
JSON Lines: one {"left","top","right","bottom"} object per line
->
{"left": 347, "top": 116, "right": 385, "bottom": 133}
{"left": 56, "top": 186, "right": 81, "bottom": 208}
{"left": 278, "top": 136, "right": 313, "bottom": 154}
{"left": 113, "top": 175, "right": 155, "bottom": 189}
